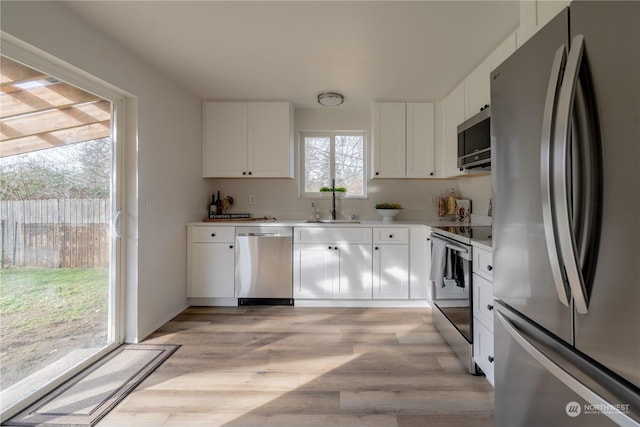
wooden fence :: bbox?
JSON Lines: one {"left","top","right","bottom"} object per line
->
{"left": 0, "top": 199, "right": 110, "bottom": 269}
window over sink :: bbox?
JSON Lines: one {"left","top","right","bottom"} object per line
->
{"left": 299, "top": 131, "right": 366, "bottom": 198}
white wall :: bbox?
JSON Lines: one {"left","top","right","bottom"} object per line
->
{"left": 1, "top": 1, "right": 207, "bottom": 342}
{"left": 457, "top": 174, "right": 492, "bottom": 218}
{"left": 207, "top": 107, "right": 489, "bottom": 222}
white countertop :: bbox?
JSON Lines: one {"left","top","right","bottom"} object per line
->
{"left": 189, "top": 219, "right": 492, "bottom": 248}
{"left": 471, "top": 239, "right": 493, "bottom": 252}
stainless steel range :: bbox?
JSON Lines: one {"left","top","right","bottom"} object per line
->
{"left": 430, "top": 225, "right": 491, "bottom": 374}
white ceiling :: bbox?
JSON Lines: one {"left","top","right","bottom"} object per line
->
{"left": 62, "top": 1, "right": 520, "bottom": 109}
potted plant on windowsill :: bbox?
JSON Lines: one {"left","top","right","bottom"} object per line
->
{"left": 319, "top": 186, "right": 348, "bottom": 198}
{"left": 375, "top": 203, "right": 403, "bottom": 222}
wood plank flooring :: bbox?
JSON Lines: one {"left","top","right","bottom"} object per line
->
{"left": 98, "top": 307, "right": 493, "bottom": 427}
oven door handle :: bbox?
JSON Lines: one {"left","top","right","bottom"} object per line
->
{"left": 444, "top": 242, "right": 468, "bottom": 254}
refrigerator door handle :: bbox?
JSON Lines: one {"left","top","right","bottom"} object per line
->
{"left": 497, "top": 311, "right": 639, "bottom": 427}
{"left": 553, "top": 35, "right": 590, "bottom": 314}
{"left": 540, "top": 45, "right": 570, "bottom": 307}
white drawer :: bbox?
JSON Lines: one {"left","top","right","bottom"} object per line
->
{"left": 473, "top": 273, "right": 495, "bottom": 332}
{"left": 373, "top": 227, "right": 409, "bottom": 244}
{"left": 294, "top": 227, "right": 372, "bottom": 244}
{"left": 190, "top": 226, "right": 235, "bottom": 242}
{"left": 473, "top": 246, "right": 493, "bottom": 281}
{"left": 473, "top": 318, "right": 494, "bottom": 386}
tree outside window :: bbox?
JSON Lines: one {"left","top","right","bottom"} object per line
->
{"left": 300, "top": 131, "right": 366, "bottom": 197}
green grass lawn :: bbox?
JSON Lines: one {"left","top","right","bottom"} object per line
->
{"left": 0, "top": 267, "right": 109, "bottom": 329}
{"left": 1, "top": 267, "right": 110, "bottom": 388}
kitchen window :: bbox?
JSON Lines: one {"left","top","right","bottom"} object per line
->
{"left": 299, "top": 131, "right": 366, "bottom": 197}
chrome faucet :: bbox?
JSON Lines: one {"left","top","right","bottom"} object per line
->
{"left": 331, "top": 179, "right": 337, "bottom": 220}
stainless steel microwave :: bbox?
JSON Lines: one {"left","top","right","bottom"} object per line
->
{"left": 457, "top": 107, "right": 491, "bottom": 170}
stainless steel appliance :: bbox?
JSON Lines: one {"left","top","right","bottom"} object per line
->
{"left": 430, "top": 225, "right": 492, "bottom": 374}
{"left": 235, "top": 226, "right": 293, "bottom": 305}
{"left": 457, "top": 107, "right": 491, "bottom": 170}
{"left": 491, "top": 2, "right": 639, "bottom": 425}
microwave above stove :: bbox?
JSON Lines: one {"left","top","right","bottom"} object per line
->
{"left": 457, "top": 107, "right": 491, "bottom": 170}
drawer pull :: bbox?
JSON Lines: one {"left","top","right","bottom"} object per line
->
{"left": 229, "top": 245, "right": 233, "bottom": 249}
{"left": 211, "top": 233, "right": 216, "bottom": 237}
{"left": 487, "top": 265, "right": 493, "bottom": 271}
{"left": 487, "top": 304, "right": 494, "bottom": 311}
{"left": 488, "top": 355, "right": 495, "bottom": 363}
{"left": 389, "top": 234, "right": 393, "bottom": 238}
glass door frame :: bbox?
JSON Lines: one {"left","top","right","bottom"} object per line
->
{"left": 0, "top": 34, "right": 126, "bottom": 421}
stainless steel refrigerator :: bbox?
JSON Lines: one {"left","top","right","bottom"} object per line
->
{"left": 491, "top": 1, "right": 640, "bottom": 426}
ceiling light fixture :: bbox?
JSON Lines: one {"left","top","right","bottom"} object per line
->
{"left": 317, "top": 92, "right": 344, "bottom": 107}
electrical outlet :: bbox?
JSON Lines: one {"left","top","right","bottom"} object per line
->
{"left": 249, "top": 195, "right": 256, "bottom": 205}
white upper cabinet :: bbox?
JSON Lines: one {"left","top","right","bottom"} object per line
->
{"left": 372, "top": 102, "right": 436, "bottom": 179}
{"left": 203, "top": 101, "right": 294, "bottom": 178}
{"left": 437, "top": 32, "right": 515, "bottom": 179}
{"left": 372, "top": 102, "right": 406, "bottom": 178}
{"left": 465, "top": 33, "right": 516, "bottom": 119}
{"left": 465, "top": 64, "right": 490, "bottom": 120}
{"left": 440, "top": 81, "right": 465, "bottom": 178}
{"left": 517, "top": 0, "right": 570, "bottom": 48}
{"left": 406, "top": 103, "right": 436, "bottom": 178}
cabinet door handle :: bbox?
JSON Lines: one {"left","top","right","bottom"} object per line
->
{"left": 242, "top": 171, "right": 247, "bottom": 175}
{"left": 211, "top": 233, "right": 216, "bottom": 237}
{"left": 487, "top": 304, "right": 494, "bottom": 311}
{"left": 388, "top": 234, "right": 393, "bottom": 239}
{"left": 375, "top": 171, "right": 380, "bottom": 176}
{"left": 334, "top": 247, "right": 339, "bottom": 251}
{"left": 488, "top": 355, "right": 495, "bottom": 363}
{"left": 430, "top": 172, "right": 434, "bottom": 176}
{"left": 248, "top": 171, "right": 252, "bottom": 175}
{"left": 374, "top": 246, "right": 379, "bottom": 250}
{"left": 229, "top": 245, "right": 234, "bottom": 249}
{"left": 487, "top": 265, "right": 493, "bottom": 271}
{"left": 328, "top": 246, "right": 332, "bottom": 250}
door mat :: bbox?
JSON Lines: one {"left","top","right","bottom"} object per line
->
{"left": 6, "top": 343, "right": 180, "bottom": 426}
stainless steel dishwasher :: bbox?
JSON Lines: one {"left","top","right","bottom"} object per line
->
{"left": 235, "top": 226, "right": 293, "bottom": 305}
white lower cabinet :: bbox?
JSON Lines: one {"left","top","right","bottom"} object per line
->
{"left": 373, "top": 228, "right": 409, "bottom": 299}
{"left": 294, "top": 244, "right": 335, "bottom": 299}
{"left": 187, "top": 226, "right": 235, "bottom": 298}
{"left": 472, "top": 245, "right": 495, "bottom": 386}
{"left": 473, "top": 315, "right": 495, "bottom": 385}
{"left": 373, "top": 245, "right": 409, "bottom": 299}
{"left": 294, "top": 242, "right": 372, "bottom": 299}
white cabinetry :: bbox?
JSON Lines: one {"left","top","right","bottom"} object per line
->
{"left": 372, "top": 228, "right": 409, "bottom": 299}
{"left": 202, "top": 101, "right": 293, "bottom": 178}
{"left": 294, "top": 227, "right": 373, "bottom": 300}
{"left": 472, "top": 245, "right": 495, "bottom": 386}
{"left": 372, "top": 102, "right": 435, "bottom": 178}
{"left": 187, "top": 226, "right": 235, "bottom": 298}
{"left": 437, "top": 33, "right": 515, "bottom": 179}
{"left": 517, "top": 0, "right": 570, "bottom": 48}
{"left": 440, "top": 82, "right": 466, "bottom": 178}
{"left": 410, "top": 227, "right": 430, "bottom": 300}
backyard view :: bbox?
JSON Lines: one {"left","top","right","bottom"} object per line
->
{"left": 1, "top": 56, "right": 115, "bottom": 411}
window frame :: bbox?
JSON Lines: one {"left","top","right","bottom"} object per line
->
{"left": 298, "top": 130, "right": 368, "bottom": 199}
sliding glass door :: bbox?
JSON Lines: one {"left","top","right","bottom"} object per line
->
{"left": 0, "top": 55, "right": 121, "bottom": 415}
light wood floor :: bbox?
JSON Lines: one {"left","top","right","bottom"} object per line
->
{"left": 99, "top": 307, "right": 494, "bottom": 427}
